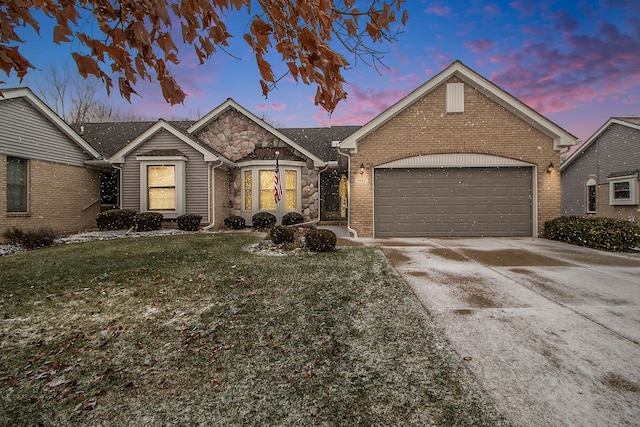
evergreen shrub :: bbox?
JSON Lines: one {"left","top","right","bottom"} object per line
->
{"left": 544, "top": 216, "right": 640, "bottom": 252}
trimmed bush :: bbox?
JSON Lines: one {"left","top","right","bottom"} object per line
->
{"left": 96, "top": 209, "right": 136, "bottom": 230}
{"left": 135, "top": 212, "right": 163, "bottom": 232}
{"left": 224, "top": 215, "right": 246, "bottom": 230}
{"left": 305, "top": 228, "right": 337, "bottom": 252}
{"left": 177, "top": 214, "right": 202, "bottom": 231}
{"left": 282, "top": 212, "right": 304, "bottom": 226}
{"left": 2, "top": 226, "right": 57, "bottom": 249}
{"left": 252, "top": 211, "right": 276, "bottom": 229}
{"left": 544, "top": 216, "right": 640, "bottom": 252}
{"left": 270, "top": 225, "right": 294, "bottom": 244}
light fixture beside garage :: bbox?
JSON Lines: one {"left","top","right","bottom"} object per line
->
{"left": 359, "top": 163, "right": 365, "bottom": 175}
{"left": 547, "top": 162, "right": 555, "bottom": 174}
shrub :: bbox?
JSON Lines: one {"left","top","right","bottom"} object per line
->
{"left": 305, "top": 228, "right": 337, "bottom": 252}
{"left": 2, "top": 226, "right": 57, "bottom": 249}
{"left": 177, "top": 214, "right": 202, "bottom": 231}
{"left": 282, "top": 212, "right": 304, "bottom": 226}
{"left": 96, "top": 209, "right": 136, "bottom": 230}
{"left": 270, "top": 225, "right": 294, "bottom": 244}
{"left": 544, "top": 216, "right": 640, "bottom": 252}
{"left": 135, "top": 212, "right": 163, "bottom": 232}
{"left": 224, "top": 215, "right": 246, "bottom": 230}
{"left": 252, "top": 211, "right": 276, "bottom": 229}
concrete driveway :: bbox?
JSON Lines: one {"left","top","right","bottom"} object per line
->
{"left": 372, "top": 237, "right": 640, "bottom": 427}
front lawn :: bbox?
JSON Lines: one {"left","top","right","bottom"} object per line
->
{"left": 0, "top": 233, "right": 505, "bottom": 426}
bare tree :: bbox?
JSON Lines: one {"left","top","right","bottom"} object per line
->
{"left": 38, "top": 63, "right": 114, "bottom": 124}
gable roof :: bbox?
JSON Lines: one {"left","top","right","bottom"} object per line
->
{"left": 561, "top": 117, "right": 640, "bottom": 171}
{"left": 188, "top": 98, "right": 326, "bottom": 167}
{"left": 1, "top": 87, "right": 102, "bottom": 159}
{"left": 339, "top": 61, "right": 578, "bottom": 152}
{"left": 71, "top": 121, "right": 194, "bottom": 157}
{"left": 280, "top": 126, "right": 361, "bottom": 162}
{"left": 109, "top": 119, "right": 224, "bottom": 164}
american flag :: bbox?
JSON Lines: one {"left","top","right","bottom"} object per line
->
{"left": 274, "top": 154, "right": 282, "bottom": 203}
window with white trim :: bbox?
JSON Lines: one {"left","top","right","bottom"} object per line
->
{"left": 6, "top": 156, "right": 28, "bottom": 213}
{"left": 139, "top": 157, "right": 186, "bottom": 217}
{"left": 586, "top": 178, "right": 596, "bottom": 213}
{"left": 608, "top": 173, "right": 639, "bottom": 206}
{"left": 242, "top": 165, "right": 300, "bottom": 213}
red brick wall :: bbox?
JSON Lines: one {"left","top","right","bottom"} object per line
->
{"left": 349, "top": 76, "right": 562, "bottom": 237}
{"left": 1, "top": 155, "right": 101, "bottom": 237}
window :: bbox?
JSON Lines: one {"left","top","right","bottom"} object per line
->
{"left": 608, "top": 173, "right": 639, "bottom": 206}
{"left": 285, "top": 170, "right": 296, "bottom": 210}
{"left": 147, "top": 165, "right": 176, "bottom": 210}
{"left": 586, "top": 178, "right": 596, "bottom": 213}
{"left": 138, "top": 158, "right": 186, "bottom": 217}
{"left": 244, "top": 170, "right": 252, "bottom": 210}
{"left": 7, "top": 156, "right": 28, "bottom": 212}
{"left": 242, "top": 165, "right": 300, "bottom": 213}
{"left": 259, "top": 170, "right": 276, "bottom": 210}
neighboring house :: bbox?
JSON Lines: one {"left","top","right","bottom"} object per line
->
{"left": 339, "top": 61, "right": 577, "bottom": 238}
{"left": 78, "top": 99, "right": 359, "bottom": 227}
{"left": 561, "top": 117, "right": 640, "bottom": 222}
{"left": 1, "top": 88, "right": 103, "bottom": 235}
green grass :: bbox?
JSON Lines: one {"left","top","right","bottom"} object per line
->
{"left": 0, "top": 233, "right": 506, "bottom": 426}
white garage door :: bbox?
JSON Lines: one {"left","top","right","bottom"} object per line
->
{"left": 374, "top": 167, "right": 533, "bottom": 237}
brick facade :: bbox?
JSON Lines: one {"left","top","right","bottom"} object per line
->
{"left": 1, "top": 155, "right": 101, "bottom": 237}
{"left": 349, "top": 76, "right": 562, "bottom": 237}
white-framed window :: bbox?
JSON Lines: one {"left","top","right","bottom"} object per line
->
{"left": 586, "top": 177, "right": 596, "bottom": 213}
{"left": 608, "top": 172, "right": 639, "bottom": 206}
{"left": 242, "top": 164, "right": 301, "bottom": 213}
{"left": 6, "top": 156, "right": 28, "bottom": 213}
{"left": 138, "top": 157, "right": 186, "bottom": 217}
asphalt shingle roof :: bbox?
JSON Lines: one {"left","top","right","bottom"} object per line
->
{"left": 278, "top": 126, "right": 361, "bottom": 162}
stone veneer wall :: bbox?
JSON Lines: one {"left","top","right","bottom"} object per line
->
{"left": 195, "top": 108, "right": 320, "bottom": 221}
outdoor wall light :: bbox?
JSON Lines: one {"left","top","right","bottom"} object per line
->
{"left": 359, "top": 163, "right": 365, "bottom": 175}
{"left": 546, "top": 162, "right": 555, "bottom": 174}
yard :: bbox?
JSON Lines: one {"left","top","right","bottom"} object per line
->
{"left": 0, "top": 233, "right": 506, "bottom": 426}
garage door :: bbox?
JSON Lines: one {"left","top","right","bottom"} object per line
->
{"left": 374, "top": 167, "right": 533, "bottom": 237}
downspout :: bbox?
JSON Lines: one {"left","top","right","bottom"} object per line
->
{"left": 203, "top": 160, "right": 224, "bottom": 231}
{"left": 337, "top": 148, "right": 358, "bottom": 238}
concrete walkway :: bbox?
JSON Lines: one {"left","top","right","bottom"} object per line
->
{"left": 363, "top": 237, "right": 640, "bottom": 427}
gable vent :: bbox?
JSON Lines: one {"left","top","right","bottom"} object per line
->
{"left": 446, "top": 82, "right": 464, "bottom": 113}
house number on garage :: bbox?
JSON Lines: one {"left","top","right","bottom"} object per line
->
{"left": 356, "top": 177, "right": 369, "bottom": 183}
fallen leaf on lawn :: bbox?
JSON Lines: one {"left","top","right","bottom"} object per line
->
{"left": 463, "top": 356, "right": 473, "bottom": 362}
{"left": 47, "top": 376, "right": 71, "bottom": 388}
{"left": 310, "top": 407, "right": 319, "bottom": 416}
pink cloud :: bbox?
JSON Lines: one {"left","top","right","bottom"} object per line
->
{"left": 489, "top": 18, "right": 640, "bottom": 115}
{"left": 312, "top": 84, "right": 409, "bottom": 127}
{"left": 255, "top": 104, "right": 268, "bottom": 111}
{"left": 270, "top": 103, "right": 286, "bottom": 111}
{"left": 484, "top": 4, "right": 501, "bottom": 16}
{"left": 464, "top": 39, "right": 496, "bottom": 53}
{"left": 424, "top": 4, "right": 451, "bottom": 17}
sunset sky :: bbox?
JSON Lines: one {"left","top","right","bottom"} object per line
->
{"left": 2, "top": 0, "right": 639, "bottom": 143}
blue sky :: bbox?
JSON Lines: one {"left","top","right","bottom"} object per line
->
{"left": 2, "top": 0, "right": 639, "bottom": 142}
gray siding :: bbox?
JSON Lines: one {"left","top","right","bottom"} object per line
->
{"left": 0, "top": 98, "right": 89, "bottom": 167}
{"left": 561, "top": 123, "right": 640, "bottom": 216}
{"left": 597, "top": 124, "right": 640, "bottom": 182}
{"left": 120, "top": 130, "right": 209, "bottom": 217}
{"left": 562, "top": 143, "right": 598, "bottom": 215}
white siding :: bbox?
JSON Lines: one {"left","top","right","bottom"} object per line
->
{"left": 0, "top": 98, "right": 89, "bottom": 167}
